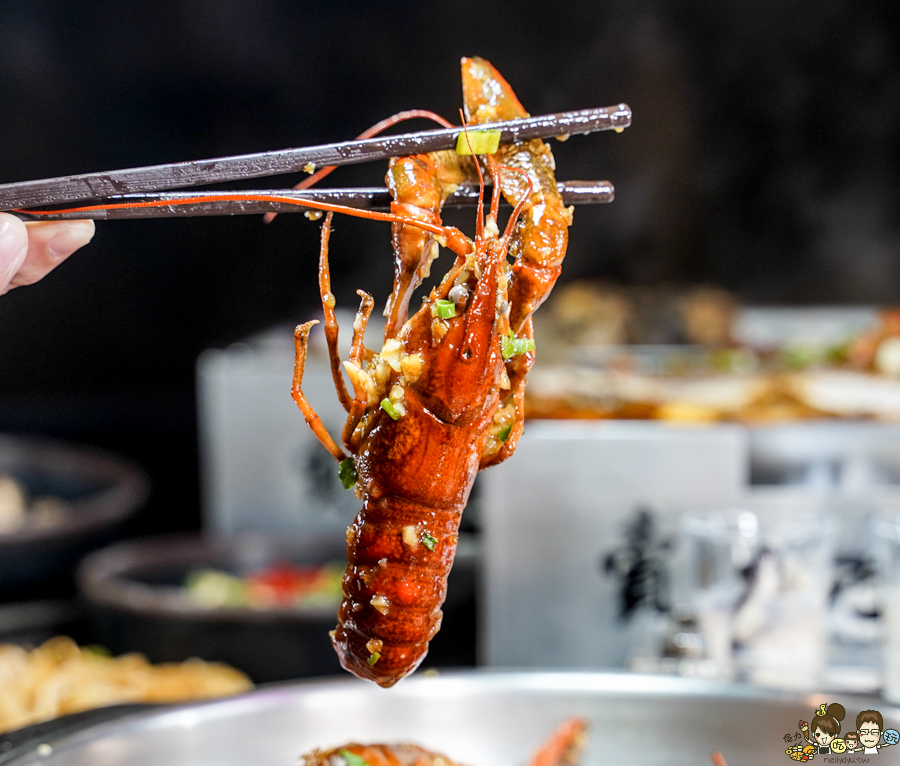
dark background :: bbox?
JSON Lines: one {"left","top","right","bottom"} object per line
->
{"left": 1, "top": 0, "right": 899, "bottom": 538}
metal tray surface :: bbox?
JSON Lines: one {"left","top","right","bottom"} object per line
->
{"left": 2, "top": 671, "right": 893, "bottom": 766}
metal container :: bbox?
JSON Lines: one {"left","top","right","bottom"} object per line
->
{"left": 1, "top": 671, "right": 892, "bottom": 766}
{"left": 480, "top": 421, "right": 747, "bottom": 669}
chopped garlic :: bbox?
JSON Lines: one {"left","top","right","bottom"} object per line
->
{"left": 366, "top": 638, "right": 384, "bottom": 654}
{"left": 401, "top": 353, "right": 424, "bottom": 382}
{"left": 402, "top": 525, "right": 419, "bottom": 551}
{"left": 343, "top": 361, "right": 378, "bottom": 406}
{"left": 465, "top": 250, "right": 480, "bottom": 278}
{"left": 304, "top": 211, "right": 323, "bottom": 221}
{"left": 499, "top": 367, "right": 511, "bottom": 390}
{"left": 323, "top": 292, "right": 336, "bottom": 309}
{"left": 565, "top": 205, "right": 575, "bottom": 226}
{"left": 374, "top": 359, "right": 391, "bottom": 387}
{"left": 431, "top": 318, "right": 448, "bottom": 341}
{"left": 378, "top": 558, "right": 388, "bottom": 569}
{"left": 303, "top": 162, "right": 317, "bottom": 174}
{"left": 371, "top": 595, "right": 390, "bottom": 615}
{"left": 454, "top": 269, "right": 471, "bottom": 286}
{"left": 360, "top": 567, "right": 376, "bottom": 585}
{"left": 419, "top": 240, "right": 440, "bottom": 279}
{"left": 484, "top": 214, "right": 500, "bottom": 239}
{"left": 381, "top": 338, "right": 404, "bottom": 372}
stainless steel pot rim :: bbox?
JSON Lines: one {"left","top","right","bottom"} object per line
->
{"left": 4, "top": 670, "right": 894, "bottom": 766}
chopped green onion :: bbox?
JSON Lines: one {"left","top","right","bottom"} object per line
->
{"left": 435, "top": 299, "right": 457, "bottom": 319}
{"left": 380, "top": 398, "right": 401, "bottom": 420}
{"left": 421, "top": 532, "right": 438, "bottom": 551}
{"left": 455, "top": 129, "right": 501, "bottom": 156}
{"left": 367, "top": 652, "right": 381, "bottom": 666}
{"left": 338, "top": 458, "right": 358, "bottom": 489}
{"left": 341, "top": 750, "right": 373, "bottom": 766}
{"left": 497, "top": 423, "right": 513, "bottom": 442}
{"left": 501, "top": 331, "right": 536, "bottom": 361}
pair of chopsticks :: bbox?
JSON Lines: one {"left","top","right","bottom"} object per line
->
{"left": 0, "top": 104, "right": 630, "bottom": 220}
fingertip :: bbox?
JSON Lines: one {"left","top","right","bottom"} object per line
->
{"left": 46, "top": 220, "right": 96, "bottom": 261}
{"left": 0, "top": 213, "right": 29, "bottom": 291}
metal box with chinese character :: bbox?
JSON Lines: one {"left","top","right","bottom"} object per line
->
{"left": 480, "top": 421, "right": 747, "bottom": 669}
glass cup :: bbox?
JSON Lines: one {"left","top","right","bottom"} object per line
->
{"left": 681, "top": 496, "right": 836, "bottom": 689}
{"left": 875, "top": 515, "right": 900, "bottom": 702}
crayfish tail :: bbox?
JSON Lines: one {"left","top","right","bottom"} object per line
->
{"left": 333, "top": 494, "right": 460, "bottom": 687}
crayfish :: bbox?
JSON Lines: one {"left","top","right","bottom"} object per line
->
{"left": 300, "top": 718, "right": 587, "bottom": 766}
{"left": 288, "top": 57, "right": 575, "bottom": 687}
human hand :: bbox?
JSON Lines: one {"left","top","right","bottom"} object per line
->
{"left": 0, "top": 213, "right": 95, "bottom": 295}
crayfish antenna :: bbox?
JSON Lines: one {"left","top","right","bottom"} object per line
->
{"left": 458, "top": 112, "right": 486, "bottom": 247}
{"left": 341, "top": 290, "right": 376, "bottom": 452}
{"left": 264, "top": 109, "right": 455, "bottom": 223}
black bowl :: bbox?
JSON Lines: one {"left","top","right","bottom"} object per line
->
{"left": 0, "top": 434, "right": 149, "bottom": 597}
{"left": 78, "top": 533, "right": 479, "bottom": 683}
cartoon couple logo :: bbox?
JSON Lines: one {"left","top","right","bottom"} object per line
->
{"left": 785, "top": 703, "right": 900, "bottom": 761}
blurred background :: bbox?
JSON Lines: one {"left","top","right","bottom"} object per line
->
{"left": 2, "top": 0, "right": 900, "bottom": 735}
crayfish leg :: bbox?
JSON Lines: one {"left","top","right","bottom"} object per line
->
{"left": 480, "top": 318, "right": 534, "bottom": 468}
{"left": 527, "top": 718, "right": 588, "bottom": 766}
{"left": 317, "top": 213, "right": 353, "bottom": 412}
{"left": 292, "top": 321, "right": 346, "bottom": 462}
{"left": 341, "top": 290, "right": 376, "bottom": 452}
{"left": 383, "top": 151, "right": 468, "bottom": 340}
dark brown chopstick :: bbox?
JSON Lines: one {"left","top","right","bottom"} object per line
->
{"left": 0, "top": 105, "right": 631, "bottom": 212}
{"left": 8, "top": 181, "right": 614, "bottom": 221}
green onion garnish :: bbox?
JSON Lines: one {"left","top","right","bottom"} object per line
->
{"left": 367, "top": 652, "right": 381, "bottom": 666}
{"left": 340, "top": 750, "right": 373, "bottom": 766}
{"left": 422, "top": 532, "right": 438, "bottom": 551}
{"left": 501, "top": 332, "right": 536, "bottom": 361}
{"left": 338, "top": 457, "right": 358, "bottom": 489}
{"left": 380, "top": 398, "right": 401, "bottom": 420}
{"left": 497, "top": 423, "right": 513, "bottom": 442}
{"left": 455, "top": 129, "right": 501, "bottom": 156}
{"left": 435, "top": 299, "right": 457, "bottom": 319}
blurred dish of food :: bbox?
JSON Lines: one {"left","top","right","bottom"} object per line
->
{"left": 184, "top": 561, "right": 345, "bottom": 610}
{"left": 0, "top": 636, "right": 251, "bottom": 735}
{"left": 78, "top": 533, "right": 478, "bottom": 683}
{"left": 529, "top": 282, "right": 900, "bottom": 423}
{"left": 0, "top": 435, "right": 149, "bottom": 596}
{"left": 0, "top": 474, "right": 70, "bottom": 533}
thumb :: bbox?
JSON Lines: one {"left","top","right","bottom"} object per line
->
{"left": 0, "top": 213, "right": 28, "bottom": 295}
